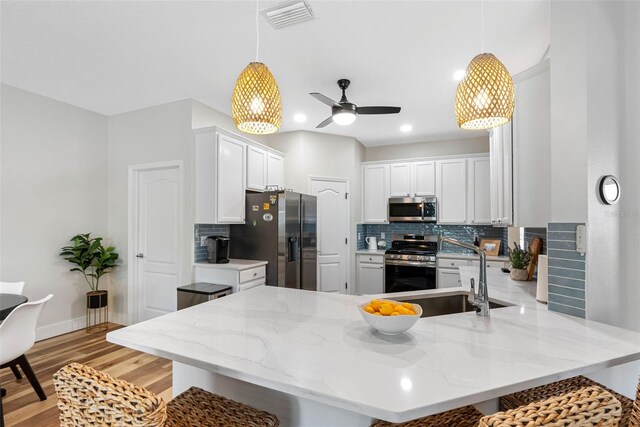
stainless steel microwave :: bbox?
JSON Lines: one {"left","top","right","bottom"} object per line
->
{"left": 388, "top": 197, "right": 437, "bottom": 222}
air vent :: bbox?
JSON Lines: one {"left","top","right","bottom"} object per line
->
{"left": 261, "top": 1, "right": 315, "bottom": 29}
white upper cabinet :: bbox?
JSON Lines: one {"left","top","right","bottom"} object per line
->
{"left": 389, "top": 163, "right": 412, "bottom": 197}
{"left": 436, "top": 159, "right": 467, "bottom": 224}
{"left": 467, "top": 157, "right": 491, "bottom": 224}
{"left": 215, "top": 134, "right": 246, "bottom": 223}
{"left": 246, "top": 145, "right": 267, "bottom": 191}
{"left": 413, "top": 161, "right": 436, "bottom": 197}
{"left": 362, "top": 164, "right": 389, "bottom": 223}
{"left": 490, "top": 59, "right": 550, "bottom": 228}
{"left": 266, "top": 152, "right": 284, "bottom": 189}
{"left": 195, "top": 129, "right": 246, "bottom": 224}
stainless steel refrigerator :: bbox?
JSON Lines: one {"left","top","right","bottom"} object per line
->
{"left": 230, "top": 191, "right": 317, "bottom": 291}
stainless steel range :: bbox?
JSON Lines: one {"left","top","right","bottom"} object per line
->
{"left": 384, "top": 234, "right": 438, "bottom": 293}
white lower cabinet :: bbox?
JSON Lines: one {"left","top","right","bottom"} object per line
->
{"left": 193, "top": 264, "right": 266, "bottom": 294}
{"left": 357, "top": 254, "right": 384, "bottom": 295}
{"left": 437, "top": 268, "right": 462, "bottom": 289}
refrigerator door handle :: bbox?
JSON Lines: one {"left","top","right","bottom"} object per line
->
{"left": 288, "top": 237, "right": 299, "bottom": 262}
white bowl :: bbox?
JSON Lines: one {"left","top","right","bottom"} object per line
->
{"left": 358, "top": 300, "right": 422, "bottom": 335}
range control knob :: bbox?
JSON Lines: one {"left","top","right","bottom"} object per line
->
{"left": 417, "top": 256, "right": 426, "bottom": 261}
{"left": 407, "top": 256, "right": 414, "bottom": 261}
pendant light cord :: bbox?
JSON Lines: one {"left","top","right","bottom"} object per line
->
{"left": 255, "top": 0, "right": 260, "bottom": 62}
{"left": 481, "top": 0, "right": 485, "bottom": 53}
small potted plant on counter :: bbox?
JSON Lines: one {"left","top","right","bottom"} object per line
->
{"left": 508, "top": 242, "right": 532, "bottom": 281}
{"left": 60, "top": 233, "right": 119, "bottom": 312}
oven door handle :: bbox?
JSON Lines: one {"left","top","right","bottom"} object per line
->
{"left": 421, "top": 200, "right": 425, "bottom": 221}
{"left": 385, "top": 260, "right": 434, "bottom": 268}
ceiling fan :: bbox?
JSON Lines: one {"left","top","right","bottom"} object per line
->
{"left": 310, "top": 79, "right": 401, "bottom": 128}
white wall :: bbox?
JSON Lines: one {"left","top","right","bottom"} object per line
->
{"left": 107, "top": 100, "right": 194, "bottom": 325}
{"left": 550, "top": 1, "right": 640, "bottom": 398}
{"left": 1, "top": 84, "right": 109, "bottom": 339}
{"left": 265, "top": 130, "right": 365, "bottom": 292}
{"left": 364, "top": 136, "right": 488, "bottom": 162}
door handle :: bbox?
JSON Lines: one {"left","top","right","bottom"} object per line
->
{"left": 136, "top": 253, "right": 144, "bottom": 259}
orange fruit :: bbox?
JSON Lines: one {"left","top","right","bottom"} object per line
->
{"left": 390, "top": 312, "right": 400, "bottom": 316}
{"left": 373, "top": 312, "right": 383, "bottom": 316}
{"left": 370, "top": 300, "right": 382, "bottom": 310}
{"left": 379, "top": 304, "right": 394, "bottom": 316}
{"left": 364, "top": 305, "right": 375, "bottom": 314}
{"left": 402, "top": 303, "right": 414, "bottom": 310}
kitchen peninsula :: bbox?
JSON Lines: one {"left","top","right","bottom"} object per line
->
{"left": 107, "top": 268, "right": 640, "bottom": 426}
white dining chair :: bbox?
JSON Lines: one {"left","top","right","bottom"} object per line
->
{"left": 0, "top": 281, "right": 25, "bottom": 295}
{"left": 0, "top": 281, "right": 27, "bottom": 381}
{"left": 0, "top": 294, "right": 53, "bottom": 425}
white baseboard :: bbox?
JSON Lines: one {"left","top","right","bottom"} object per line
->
{"left": 36, "top": 311, "right": 130, "bottom": 342}
{"left": 36, "top": 316, "right": 87, "bottom": 341}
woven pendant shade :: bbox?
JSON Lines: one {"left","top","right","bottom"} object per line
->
{"left": 232, "top": 62, "right": 282, "bottom": 135}
{"left": 455, "top": 53, "right": 515, "bottom": 130}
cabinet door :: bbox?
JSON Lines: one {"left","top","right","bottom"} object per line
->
{"left": 436, "top": 159, "right": 467, "bottom": 224}
{"left": 468, "top": 157, "right": 491, "bottom": 224}
{"left": 389, "top": 163, "right": 412, "bottom": 197}
{"left": 216, "top": 134, "right": 246, "bottom": 224}
{"left": 267, "top": 152, "right": 284, "bottom": 189}
{"left": 362, "top": 165, "right": 389, "bottom": 223}
{"left": 246, "top": 146, "right": 267, "bottom": 191}
{"left": 413, "top": 161, "right": 436, "bottom": 197}
{"left": 195, "top": 131, "right": 216, "bottom": 224}
{"left": 358, "top": 262, "right": 384, "bottom": 295}
{"left": 437, "top": 269, "right": 462, "bottom": 289}
{"left": 490, "top": 124, "right": 513, "bottom": 226}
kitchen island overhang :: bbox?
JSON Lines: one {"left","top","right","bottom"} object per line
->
{"left": 107, "top": 269, "right": 640, "bottom": 425}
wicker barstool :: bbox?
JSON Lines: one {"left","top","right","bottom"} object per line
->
{"left": 371, "top": 386, "right": 621, "bottom": 427}
{"left": 53, "top": 362, "right": 279, "bottom": 427}
{"left": 500, "top": 375, "right": 635, "bottom": 426}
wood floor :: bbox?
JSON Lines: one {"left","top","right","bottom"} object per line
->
{"left": 1, "top": 323, "right": 172, "bottom": 426}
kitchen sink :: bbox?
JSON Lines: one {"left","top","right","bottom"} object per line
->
{"left": 399, "top": 293, "right": 511, "bottom": 318}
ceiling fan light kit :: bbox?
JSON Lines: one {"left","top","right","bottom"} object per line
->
{"left": 455, "top": 53, "right": 515, "bottom": 130}
{"left": 310, "top": 79, "right": 401, "bottom": 128}
{"left": 232, "top": 62, "right": 282, "bottom": 135}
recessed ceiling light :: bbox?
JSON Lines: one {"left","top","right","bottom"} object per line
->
{"left": 400, "top": 124, "right": 413, "bottom": 133}
{"left": 293, "top": 113, "right": 307, "bottom": 123}
{"left": 453, "top": 69, "right": 466, "bottom": 81}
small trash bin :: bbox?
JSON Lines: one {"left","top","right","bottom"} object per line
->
{"left": 177, "top": 283, "right": 232, "bottom": 310}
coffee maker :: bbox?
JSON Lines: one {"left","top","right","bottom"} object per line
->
{"left": 206, "top": 236, "right": 230, "bottom": 264}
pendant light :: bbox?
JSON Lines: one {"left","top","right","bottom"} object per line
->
{"left": 455, "top": 1, "right": 515, "bottom": 130}
{"left": 232, "top": 0, "right": 282, "bottom": 135}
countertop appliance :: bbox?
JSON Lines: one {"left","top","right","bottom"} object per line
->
{"left": 384, "top": 234, "right": 438, "bottom": 293}
{"left": 206, "top": 236, "right": 230, "bottom": 264}
{"left": 177, "top": 282, "right": 232, "bottom": 310}
{"left": 230, "top": 191, "right": 317, "bottom": 291}
{"left": 388, "top": 197, "right": 437, "bottom": 222}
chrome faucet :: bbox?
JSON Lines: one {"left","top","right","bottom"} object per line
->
{"left": 439, "top": 236, "right": 490, "bottom": 317}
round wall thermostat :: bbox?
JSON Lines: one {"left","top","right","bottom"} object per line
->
{"left": 598, "top": 175, "right": 621, "bottom": 205}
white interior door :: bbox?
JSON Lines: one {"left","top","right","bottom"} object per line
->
{"left": 133, "top": 165, "right": 182, "bottom": 322}
{"left": 309, "top": 178, "right": 349, "bottom": 293}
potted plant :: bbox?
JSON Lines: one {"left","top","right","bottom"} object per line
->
{"left": 508, "top": 242, "right": 532, "bottom": 281}
{"left": 60, "top": 233, "right": 119, "bottom": 310}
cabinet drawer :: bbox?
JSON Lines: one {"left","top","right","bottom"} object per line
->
{"left": 358, "top": 254, "right": 384, "bottom": 264}
{"left": 470, "top": 260, "right": 506, "bottom": 269}
{"left": 437, "top": 258, "right": 470, "bottom": 269}
{"left": 239, "top": 266, "right": 266, "bottom": 283}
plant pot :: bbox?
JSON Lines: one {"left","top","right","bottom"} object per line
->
{"left": 510, "top": 268, "right": 529, "bottom": 281}
{"left": 87, "top": 290, "right": 108, "bottom": 309}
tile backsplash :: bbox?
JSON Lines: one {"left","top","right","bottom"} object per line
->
{"left": 194, "top": 224, "right": 229, "bottom": 262}
{"left": 546, "top": 222, "right": 586, "bottom": 319}
{"left": 523, "top": 227, "right": 547, "bottom": 255}
{"left": 357, "top": 223, "right": 508, "bottom": 255}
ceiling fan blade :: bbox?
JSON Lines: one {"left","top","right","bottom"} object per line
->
{"left": 310, "top": 92, "right": 341, "bottom": 108}
{"left": 316, "top": 116, "right": 334, "bottom": 128}
{"left": 357, "top": 106, "right": 402, "bottom": 115}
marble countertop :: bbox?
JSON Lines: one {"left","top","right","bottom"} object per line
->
{"left": 355, "top": 249, "right": 387, "bottom": 255}
{"left": 437, "top": 252, "right": 508, "bottom": 262}
{"left": 193, "top": 259, "right": 268, "bottom": 270}
{"left": 107, "top": 266, "right": 640, "bottom": 423}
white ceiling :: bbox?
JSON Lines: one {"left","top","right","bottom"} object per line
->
{"left": 1, "top": 1, "right": 550, "bottom": 146}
